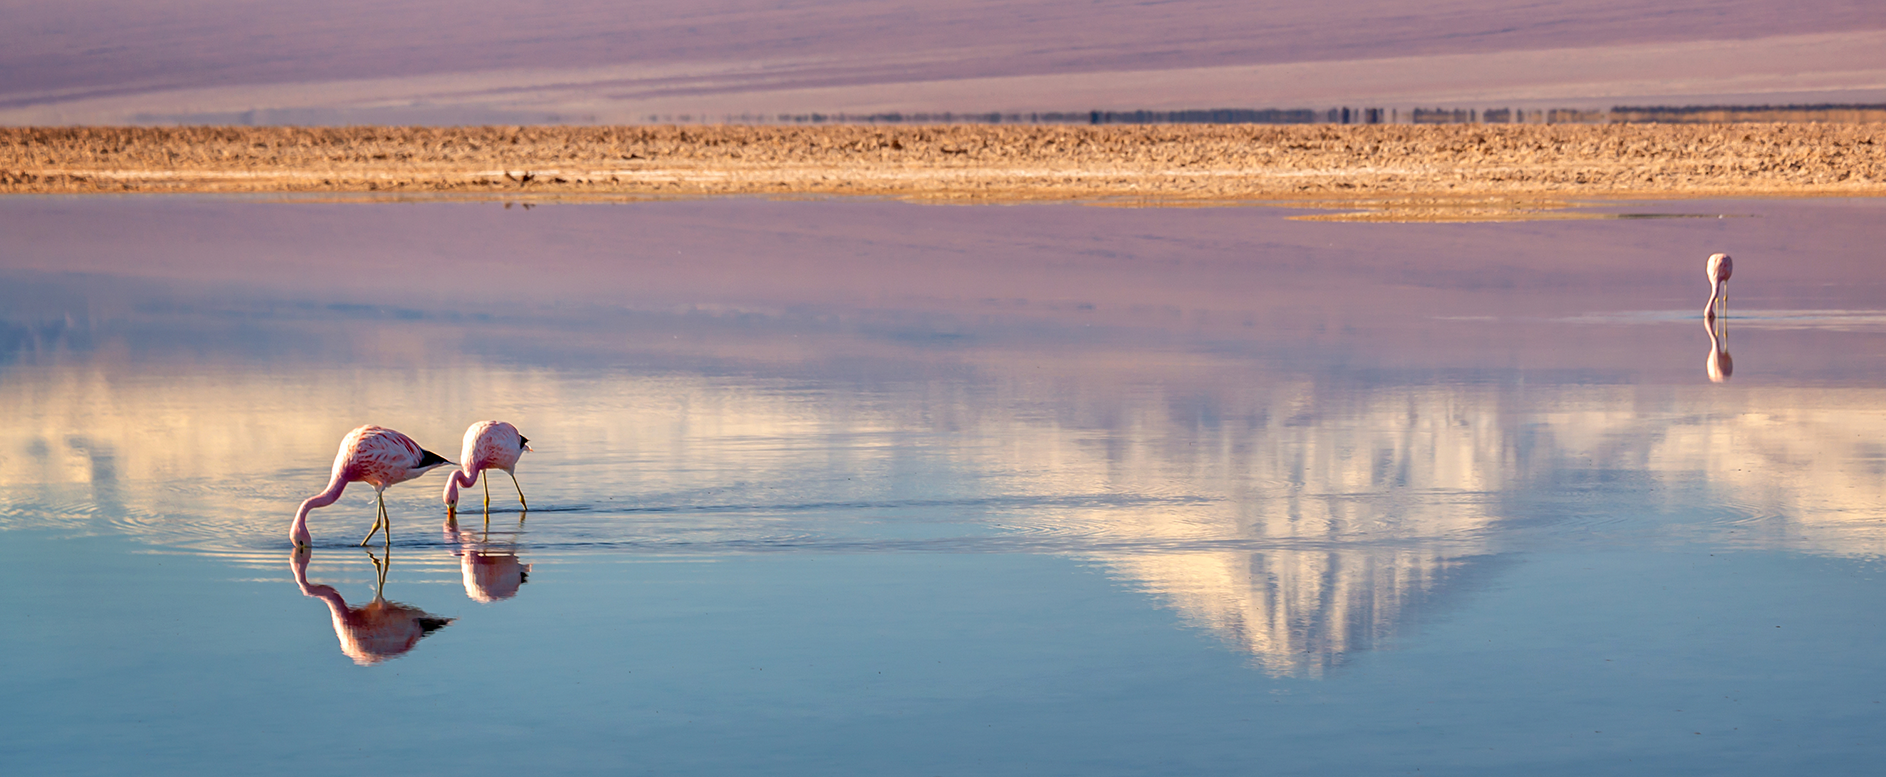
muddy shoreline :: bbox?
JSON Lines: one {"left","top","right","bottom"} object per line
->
{"left": 5, "top": 124, "right": 1883, "bottom": 219}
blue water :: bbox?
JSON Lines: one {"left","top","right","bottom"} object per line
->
{"left": 3, "top": 196, "right": 1885, "bottom": 775}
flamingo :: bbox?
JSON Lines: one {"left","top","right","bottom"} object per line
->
{"left": 290, "top": 425, "right": 453, "bottom": 549}
{"left": 291, "top": 548, "right": 454, "bottom": 665}
{"left": 443, "top": 421, "right": 532, "bottom": 527}
{"left": 1705, "top": 252, "right": 1733, "bottom": 318}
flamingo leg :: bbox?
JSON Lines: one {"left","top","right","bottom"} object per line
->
{"left": 360, "top": 492, "right": 389, "bottom": 547}
{"left": 483, "top": 477, "right": 493, "bottom": 530}
{"left": 359, "top": 502, "right": 383, "bottom": 546}
{"left": 509, "top": 471, "right": 528, "bottom": 511}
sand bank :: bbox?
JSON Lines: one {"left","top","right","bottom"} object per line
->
{"left": 4, "top": 124, "right": 1883, "bottom": 219}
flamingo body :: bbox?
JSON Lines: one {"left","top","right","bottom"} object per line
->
{"left": 291, "top": 425, "right": 452, "bottom": 548}
{"left": 443, "top": 421, "right": 532, "bottom": 516}
{"left": 1705, "top": 253, "right": 1733, "bottom": 316}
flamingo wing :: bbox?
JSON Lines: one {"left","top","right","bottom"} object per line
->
{"left": 343, "top": 426, "right": 430, "bottom": 487}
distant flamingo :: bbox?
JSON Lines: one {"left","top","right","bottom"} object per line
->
{"left": 291, "top": 548, "right": 453, "bottom": 665}
{"left": 1705, "top": 252, "right": 1733, "bottom": 318}
{"left": 443, "top": 421, "right": 532, "bottom": 527}
{"left": 290, "top": 425, "right": 453, "bottom": 549}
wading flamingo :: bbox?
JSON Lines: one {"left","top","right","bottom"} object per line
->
{"left": 290, "top": 425, "right": 452, "bottom": 549}
{"left": 443, "top": 421, "right": 532, "bottom": 528}
{"left": 1705, "top": 253, "right": 1733, "bottom": 318}
{"left": 291, "top": 548, "right": 453, "bottom": 665}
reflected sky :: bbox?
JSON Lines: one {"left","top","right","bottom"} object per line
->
{"left": 3, "top": 196, "right": 1886, "bottom": 773}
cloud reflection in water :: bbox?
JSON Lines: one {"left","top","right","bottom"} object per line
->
{"left": 9, "top": 347, "right": 1886, "bottom": 673}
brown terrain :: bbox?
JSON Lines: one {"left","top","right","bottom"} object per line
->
{"left": 4, "top": 123, "right": 1884, "bottom": 220}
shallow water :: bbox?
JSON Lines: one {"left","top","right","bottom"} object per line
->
{"left": 3, "top": 196, "right": 1885, "bottom": 775}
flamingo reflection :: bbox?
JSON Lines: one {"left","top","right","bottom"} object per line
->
{"left": 1705, "top": 314, "right": 1733, "bottom": 382}
{"left": 291, "top": 548, "right": 453, "bottom": 665}
{"left": 446, "top": 524, "right": 533, "bottom": 603}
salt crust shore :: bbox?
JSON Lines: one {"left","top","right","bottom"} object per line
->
{"left": 4, "top": 124, "right": 1884, "bottom": 220}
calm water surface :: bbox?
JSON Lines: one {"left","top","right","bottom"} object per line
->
{"left": 3, "top": 196, "right": 1885, "bottom": 775}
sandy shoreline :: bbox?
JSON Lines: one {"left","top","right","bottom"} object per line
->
{"left": 5, "top": 124, "right": 1884, "bottom": 219}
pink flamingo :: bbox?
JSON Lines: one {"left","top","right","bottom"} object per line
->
{"left": 1705, "top": 252, "right": 1733, "bottom": 318}
{"left": 291, "top": 548, "right": 453, "bottom": 665}
{"left": 443, "top": 421, "right": 532, "bottom": 526}
{"left": 290, "top": 425, "right": 453, "bottom": 549}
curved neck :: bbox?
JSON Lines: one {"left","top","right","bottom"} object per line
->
{"left": 443, "top": 467, "right": 479, "bottom": 505}
{"left": 292, "top": 473, "right": 350, "bottom": 537}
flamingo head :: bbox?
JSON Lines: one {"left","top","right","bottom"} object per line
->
{"left": 520, "top": 435, "right": 533, "bottom": 453}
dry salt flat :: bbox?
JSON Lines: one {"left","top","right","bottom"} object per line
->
{"left": 6, "top": 123, "right": 1885, "bottom": 220}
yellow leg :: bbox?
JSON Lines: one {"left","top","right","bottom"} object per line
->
{"left": 483, "top": 478, "right": 491, "bottom": 512}
{"left": 359, "top": 496, "right": 385, "bottom": 546}
{"left": 510, "top": 471, "right": 527, "bottom": 511}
